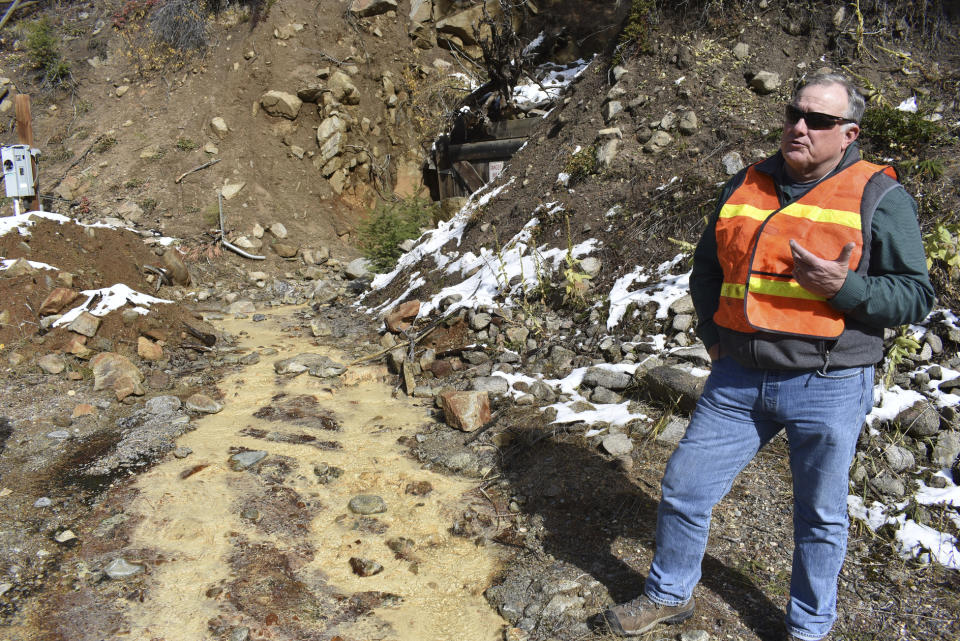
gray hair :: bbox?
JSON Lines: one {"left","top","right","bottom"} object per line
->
{"left": 793, "top": 73, "right": 866, "bottom": 124}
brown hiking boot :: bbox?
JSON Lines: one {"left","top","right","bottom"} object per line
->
{"left": 603, "top": 594, "right": 695, "bottom": 636}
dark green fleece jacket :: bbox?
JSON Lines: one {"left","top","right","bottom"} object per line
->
{"left": 691, "top": 143, "right": 935, "bottom": 370}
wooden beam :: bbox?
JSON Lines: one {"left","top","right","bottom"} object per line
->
{"left": 485, "top": 118, "right": 539, "bottom": 140}
{"left": 453, "top": 161, "right": 485, "bottom": 192}
{"left": 14, "top": 94, "right": 39, "bottom": 211}
{"left": 448, "top": 138, "right": 526, "bottom": 162}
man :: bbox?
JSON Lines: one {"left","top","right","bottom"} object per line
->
{"left": 603, "top": 73, "right": 934, "bottom": 640}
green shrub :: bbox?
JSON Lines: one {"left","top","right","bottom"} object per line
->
{"left": 176, "top": 137, "right": 199, "bottom": 151}
{"left": 860, "top": 105, "right": 946, "bottom": 157}
{"left": 358, "top": 197, "right": 438, "bottom": 272}
{"left": 26, "top": 17, "right": 71, "bottom": 86}
{"left": 614, "top": 0, "right": 657, "bottom": 63}
{"left": 563, "top": 144, "right": 598, "bottom": 184}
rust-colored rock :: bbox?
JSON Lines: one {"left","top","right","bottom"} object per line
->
{"left": 90, "top": 352, "right": 144, "bottom": 401}
{"left": 162, "top": 249, "right": 191, "bottom": 285}
{"left": 64, "top": 334, "right": 91, "bottom": 358}
{"left": 38, "top": 288, "right": 78, "bottom": 316}
{"left": 71, "top": 403, "right": 96, "bottom": 419}
{"left": 384, "top": 299, "right": 420, "bottom": 333}
{"left": 138, "top": 336, "right": 163, "bottom": 361}
{"left": 439, "top": 390, "right": 491, "bottom": 432}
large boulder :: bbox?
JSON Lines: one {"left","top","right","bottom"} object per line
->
{"left": 639, "top": 365, "right": 706, "bottom": 413}
{"left": 90, "top": 352, "right": 144, "bottom": 401}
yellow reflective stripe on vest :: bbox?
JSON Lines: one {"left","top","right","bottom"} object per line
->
{"left": 747, "top": 277, "right": 826, "bottom": 301}
{"left": 719, "top": 203, "right": 771, "bottom": 222}
{"left": 720, "top": 282, "right": 745, "bottom": 298}
{"left": 720, "top": 202, "right": 861, "bottom": 229}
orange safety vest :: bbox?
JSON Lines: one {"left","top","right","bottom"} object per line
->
{"left": 713, "top": 160, "right": 897, "bottom": 339}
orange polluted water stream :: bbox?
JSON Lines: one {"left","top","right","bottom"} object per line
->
{"left": 122, "top": 310, "right": 506, "bottom": 641}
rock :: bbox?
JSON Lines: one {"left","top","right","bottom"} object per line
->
{"left": 591, "top": 386, "right": 622, "bottom": 403}
{"left": 595, "top": 137, "right": 621, "bottom": 169}
{"left": 115, "top": 85, "right": 130, "bottom": 97}
{"left": 260, "top": 90, "right": 302, "bottom": 119}
{"left": 678, "top": 110, "right": 700, "bottom": 135}
{"left": 643, "top": 130, "right": 673, "bottom": 154}
{"left": 312, "top": 281, "right": 339, "bottom": 304}
{"left": 273, "top": 353, "right": 346, "bottom": 378}
{"left": 38, "top": 353, "right": 66, "bottom": 374}
{"left": 345, "top": 258, "right": 373, "bottom": 280}
{"left": 931, "top": 431, "right": 960, "bottom": 468}
{"left": 55, "top": 529, "right": 77, "bottom": 543}
{"left": 439, "top": 391, "right": 491, "bottom": 432}
{"left": 163, "top": 249, "right": 191, "bottom": 285}
{"left": 469, "top": 312, "right": 492, "bottom": 331}
{"left": 327, "top": 71, "right": 359, "bottom": 104}
{"left": 601, "top": 433, "right": 633, "bottom": 456}
{"left": 66, "top": 311, "right": 101, "bottom": 338}
{"left": 869, "top": 470, "right": 906, "bottom": 498}
{"left": 583, "top": 367, "right": 632, "bottom": 391}
{"left": 229, "top": 450, "right": 267, "bottom": 471}
{"left": 603, "top": 100, "right": 624, "bottom": 122}
{"left": 883, "top": 444, "right": 915, "bottom": 472}
{"left": 505, "top": 326, "right": 529, "bottom": 344}
{"left": 672, "top": 313, "right": 694, "bottom": 332}
{"left": 104, "top": 558, "right": 143, "bottom": 579}
{"left": 470, "top": 376, "right": 510, "bottom": 396}
{"left": 39, "top": 288, "right": 78, "bottom": 316}
{"left": 657, "top": 416, "right": 688, "bottom": 444}
{"left": 137, "top": 337, "right": 163, "bottom": 361}
{"left": 722, "top": 151, "right": 745, "bottom": 175}
{"left": 658, "top": 111, "right": 678, "bottom": 130}
{"left": 185, "top": 393, "right": 223, "bottom": 414}
{"left": 895, "top": 401, "right": 941, "bottom": 437}
{"left": 1, "top": 258, "right": 37, "bottom": 278}
{"left": 385, "top": 300, "right": 420, "bottom": 333}
{"left": 272, "top": 242, "right": 299, "bottom": 258}
{"left": 273, "top": 22, "right": 304, "bottom": 39}
{"left": 221, "top": 181, "right": 245, "bottom": 200}
{"left": 671, "top": 345, "right": 712, "bottom": 366}
{"left": 349, "top": 0, "right": 397, "bottom": 18}
{"left": 210, "top": 116, "right": 229, "bottom": 138}
{"left": 227, "top": 300, "right": 256, "bottom": 314}
{"left": 348, "top": 494, "right": 387, "bottom": 515}
{"left": 173, "top": 446, "right": 192, "bottom": 458}
{"left": 349, "top": 557, "right": 384, "bottom": 576}
{"left": 732, "top": 42, "right": 750, "bottom": 60}
{"left": 641, "top": 365, "right": 706, "bottom": 412}
{"left": 90, "top": 352, "right": 144, "bottom": 400}
{"left": 72, "top": 403, "right": 96, "bottom": 419}
{"left": 269, "top": 222, "right": 288, "bottom": 239}
{"left": 680, "top": 631, "right": 711, "bottom": 641}
{"left": 750, "top": 70, "right": 781, "bottom": 94}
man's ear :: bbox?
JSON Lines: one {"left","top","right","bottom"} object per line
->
{"left": 842, "top": 123, "right": 860, "bottom": 149}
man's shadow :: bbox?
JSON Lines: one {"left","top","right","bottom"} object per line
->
{"left": 498, "top": 427, "right": 784, "bottom": 640}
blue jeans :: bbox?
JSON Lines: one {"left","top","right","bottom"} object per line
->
{"left": 644, "top": 357, "right": 874, "bottom": 641}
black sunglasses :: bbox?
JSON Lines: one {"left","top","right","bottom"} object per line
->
{"left": 784, "top": 104, "right": 856, "bottom": 130}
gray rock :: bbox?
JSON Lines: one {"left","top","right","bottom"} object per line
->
{"left": 590, "top": 386, "right": 622, "bottom": 404}
{"left": 603, "top": 100, "right": 624, "bottom": 122}
{"left": 583, "top": 367, "right": 633, "bottom": 391}
{"left": 530, "top": 380, "right": 557, "bottom": 402}
{"left": 104, "top": 558, "right": 144, "bottom": 580}
{"left": 869, "top": 470, "right": 906, "bottom": 498}
{"left": 895, "top": 401, "right": 941, "bottom": 437}
{"left": 925, "top": 333, "right": 943, "bottom": 354}
{"left": 656, "top": 417, "right": 688, "bottom": 444}
{"left": 67, "top": 311, "right": 101, "bottom": 337}
{"left": 669, "top": 345, "right": 709, "bottom": 367}
{"left": 228, "top": 627, "right": 251, "bottom": 641}
{"left": 469, "top": 312, "right": 492, "bottom": 331}
{"left": 540, "top": 593, "right": 584, "bottom": 619}
{"left": 345, "top": 258, "right": 373, "bottom": 280}
{"left": 681, "top": 631, "right": 711, "bottom": 641}
{"left": 227, "top": 300, "right": 256, "bottom": 314}
{"left": 750, "top": 70, "right": 781, "bottom": 94}
{"left": 145, "top": 395, "right": 182, "bottom": 415}
{"left": 471, "top": 376, "right": 510, "bottom": 396}
{"left": 641, "top": 365, "right": 706, "bottom": 412}
{"left": 643, "top": 130, "right": 673, "bottom": 154}
{"left": 601, "top": 433, "right": 633, "bottom": 456}
{"left": 173, "top": 446, "right": 193, "bottom": 458}
{"left": 185, "top": 393, "right": 223, "bottom": 414}
{"left": 34, "top": 497, "right": 53, "bottom": 507}
{"left": 658, "top": 111, "right": 677, "bottom": 130}
{"left": 672, "top": 314, "right": 694, "bottom": 332}
{"left": 883, "top": 444, "right": 916, "bottom": 472}
{"left": 348, "top": 494, "right": 387, "bottom": 515}
{"left": 260, "top": 90, "right": 302, "bottom": 119}
{"left": 931, "top": 431, "right": 960, "bottom": 468}
{"left": 47, "top": 430, "right": 70, "bottom": 439}
{"left": 349, "top": 0, "right": 398, "bottom": 18}
{"left": 274, "top": 353, "right": 345, "bottom": 377}
{"left": 38, "top": 353, "right": 66, "bottom": 374}
{"left": 722, "top": 151, "right": 745, "bottom": 175}
{"left": 596, "top": 138, "right": 621, "bottom": 169}
{"left": 669, "top": 294, "right": 696, "bottom": 315}
{"left": 732, "top": 42, "right": 750, "bottom": 60}
{"left": 229, "top": 450, "right": 268, "bottom": 471}
{"left": 678, "top": 110, "right": 699, "bottom": 135}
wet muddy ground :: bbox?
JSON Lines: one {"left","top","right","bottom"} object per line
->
{"left": 0, "top": 308, "right": 506, "bottom": 641}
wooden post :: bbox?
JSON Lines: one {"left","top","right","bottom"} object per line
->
{"left": 14, "top": 94, "right": 39, "bottom": 211}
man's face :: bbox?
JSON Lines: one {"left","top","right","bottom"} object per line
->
{"left": 780, "top": 82, "right": 860, "bottom": 181}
